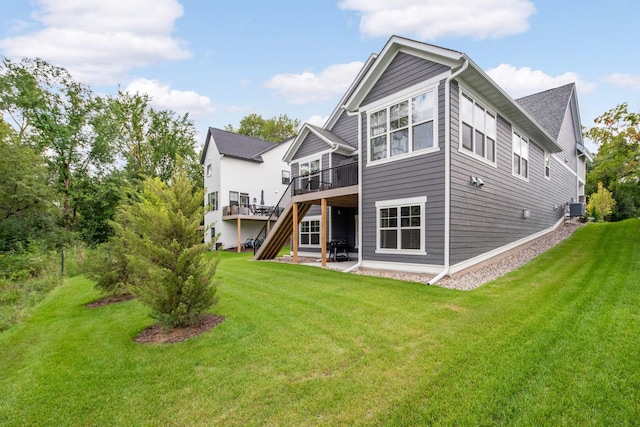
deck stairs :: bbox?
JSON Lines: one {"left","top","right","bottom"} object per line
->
{"left": 253, "top": 201, "right": 312, "bottom": 260}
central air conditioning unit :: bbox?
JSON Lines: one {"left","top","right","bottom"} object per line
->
{"left": 569, "top": 202, "right": 585, "bottom": 217}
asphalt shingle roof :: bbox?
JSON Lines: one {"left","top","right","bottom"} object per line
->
{"left": 204, "top": 128, "right": 279, "bottom": 163}
{"left": 516, "top": 83, "right": 574, "bottom": 140}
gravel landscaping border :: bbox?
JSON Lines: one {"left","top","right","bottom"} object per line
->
{"left": 354, "top": 221, "right": 583, "bottom": 290}
{"left": 270, "top": 220, "right": 583, "bottom": 290}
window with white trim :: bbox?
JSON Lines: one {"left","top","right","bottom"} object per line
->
{"left": 460, "top": 92, "right": 496, "bottom": 163}
{"left": 375, "top": 197, "right": 426, "bottom": 254}
{"left": 282, "top": 170, "right": 291, "bottom": 185}
{"left": 512, "top": 131, "right": 529, "bottom": 179}
{"left": 299, "top": 218, "right": 321, "bottom": 246}
{"left": 369, "top": 89, "right": 436, "bottom": 162}
{"left": 207, "top": 191, "right": 218, "bottom": 211}
{"left": 206, "top": 164, "right": 212, "bottom": 177}
{"left": 299, "top": 158, "right": 321, "bottom": 190}
{"left": 229, "top": 191, "right": 239, "bottom": 206}
{"left": 544, "top": 152, "right": 551, "bottom": 179}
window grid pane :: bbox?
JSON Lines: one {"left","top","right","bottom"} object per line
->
{"left": 461, "top": 93, "right": 495, "bottom": 162}
{"left": 369, "top": 89, "right": 436, "bottom": 162}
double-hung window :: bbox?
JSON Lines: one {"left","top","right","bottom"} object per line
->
{"left": 282, "top": 170, "right": 291, "bottom": 185}
{"left": 299, "top": 158, "right": 321, "bottom": 190}
{"left": 460, "top": 93, "right": 496, "bottom": 163}
{"left": 299, "top": 218, "right": 320, "bottom": 246}
{"left": 512, "top": 131, "right": 529, "bottom": 179}
{"left": 375, "top": 197, "right": 426, "bottom": 254}
{"left": 368, "top": 88, "right": 436, "bottom": 162}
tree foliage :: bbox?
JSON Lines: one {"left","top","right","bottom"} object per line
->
{"left": 116, "top": 162, "right": 219, "bottom": 327}
{"left": 94, "top": 90, "right": 202, "bottom": 187}
{"left": 0, "top": 119, "right": 61, "bottom": 251}
{"left": 586, "top": 103, "right": 640, "bottom": 220}
{"left": 587, "top": 182, "right": 616, "bottom": 222}
{"left": 1, "top": 57, "right": 204, "bottom": 251}
{"left": 225, "top": 113, "right": 300, "bottom": 142}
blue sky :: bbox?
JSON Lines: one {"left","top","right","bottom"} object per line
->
{"left": 2, "top": 0, "right": 639, "bottom": 152}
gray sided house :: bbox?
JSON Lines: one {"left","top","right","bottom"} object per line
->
{"left": 254, "top": 36, "right": 588, "bottom": 281}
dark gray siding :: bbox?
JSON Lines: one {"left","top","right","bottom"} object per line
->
{"left": 331, "top": 111, "right": 358, "bottom": 148}
{"left": 449, "top": 83, "right": 576, "bottom": 265}
{"left": 292, "top": 132, "right": 327, "bottom": 160}
{"left": 362, "top": 52, "right": 449, "bottom": 106}
{"left": 330, "top": 207, "right": 358, "bottom": 252}
{"left": 360, "top": 78, "right": 447, "bottom": 265}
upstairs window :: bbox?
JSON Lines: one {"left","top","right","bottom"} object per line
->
{"left": 512, "top": 131, "right": 529, "bottom": 179}
{"left": 460, "top": 93, "right": 496, "bottom": 163}
{"left": 206, "top": 164, "right": 212, "bottom": 177}
{"left": 229, "top": 191, "right": 239, "bottom": 206}
{"left": 240, "top": 193, "right": 249, "bottom": 208}
{"left": 207, "top": 191, "right": 218, "bottom": 211}
{"left": 544, "top": 152, "right": 551, "bottom": 179}
{"left": 282, "top": 170, "right": 291, "bottom": 185}
{"left": 368, "top": 88, "right": 436, "bottom": 163}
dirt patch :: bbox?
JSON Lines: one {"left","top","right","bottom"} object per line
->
{"left": 134, "top": 314, "right": 225, "bottom": 344}
{"left": 85, "top": 294, "right": 136, "bottom": 308}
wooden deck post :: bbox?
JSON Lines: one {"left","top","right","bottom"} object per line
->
{"left": 237, "top": 217, "right": 241, "bottom": 253}
{"left": 321, "top": 198, "right": 327, "bottom": 267}
{"left": 292, "top": 202, "right": 298, "bottom": 263}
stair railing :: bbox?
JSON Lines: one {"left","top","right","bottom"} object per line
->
{"left": 253, "top": 162, "right": 358, "bottom": 254}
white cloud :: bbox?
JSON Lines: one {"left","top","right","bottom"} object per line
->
{"left": 306, "top": 115, "right": 329, "bottom": 127}
{"left": 339, "top": 0, "right": 536, "bottom": 40}
{"left": 604, "top": 73, "right": 640, "bottom": 90}
{"left": 0, "top": 0, "right": 190, "bottom": 85}
{"left": 125, "top": 78, "right": 216, "bottom": 117}
{"left": 486, "top": 64, "right": 596, "bottom": 99}
{"left": 264, "top": 61, "right": 364, "bottom": 105}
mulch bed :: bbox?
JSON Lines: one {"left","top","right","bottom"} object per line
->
{"left": 85, "top": 294, "right": 136, "bottom": 308}
{"left": 133, "top": 314, "right": 225, "bottom": 344}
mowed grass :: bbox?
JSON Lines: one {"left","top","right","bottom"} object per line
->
{"left": 1, "top": 220, "right": 639, "bottom": 426}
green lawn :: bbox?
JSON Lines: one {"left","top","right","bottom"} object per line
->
{"left": 1, "top": 220, "right": 639, "bottom": 426}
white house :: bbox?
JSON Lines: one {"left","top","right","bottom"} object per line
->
{"left": 201, "top": 128, "right": 293, "bottom": 251}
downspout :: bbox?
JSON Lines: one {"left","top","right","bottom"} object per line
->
{"left": 428, "top": 58, "right": 468, "bottom": 285}
{"left": 343, "top": 108, "right": 363, "bottom": 273}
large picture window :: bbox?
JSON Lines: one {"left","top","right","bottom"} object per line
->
{"left": 368, "top": 88, "right": 436, "bottom": 162}
{"left": 375, "top": 197, "right": 427, "bottom": 254}
{"left": 460, "top": 92, "right": 496, "bottom": 163}
{"left": 299, "top": 218, "right": 321, "bottom": 246}
{"left": 512, "top": 131, "right": 529, "bottom": 179}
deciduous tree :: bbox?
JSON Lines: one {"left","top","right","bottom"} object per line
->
{"left": 586, "top": 103, "right": 640, "bottom": 220}
{"left": 225, "top": 113, "right": 300, "bottom": 142}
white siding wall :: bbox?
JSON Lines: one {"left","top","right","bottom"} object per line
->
{"left": 211, "top": 142, "right": 291, "bottom": 249}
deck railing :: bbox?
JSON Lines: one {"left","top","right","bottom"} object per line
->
{"left": 253, "top": 162, "right": 358, "bottom": 254}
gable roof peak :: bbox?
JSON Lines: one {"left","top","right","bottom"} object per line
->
{"left": 200, "top": 127, "right": 282, "bottom": 164}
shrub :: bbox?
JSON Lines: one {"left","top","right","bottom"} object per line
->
{"left": 116, "top": 163, "right": 220, "bottom": 328}
{"left": 82, "top": 238, "right": 134, "bottom": 296}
